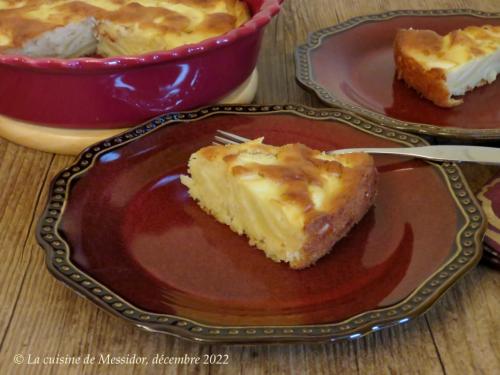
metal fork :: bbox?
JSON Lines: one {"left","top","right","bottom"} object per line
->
{"left": 214, "top": 130, "right": 500, "bottom": 165}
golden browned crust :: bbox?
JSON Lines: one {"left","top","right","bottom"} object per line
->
{"left": 293, "top": 154, "right": 378, "bottom": 269}
{"left": 202, "top": 141, "right": 348, "bottom": 221}
{"left": 394, "top": 29, "right": 460, "bottom": 107}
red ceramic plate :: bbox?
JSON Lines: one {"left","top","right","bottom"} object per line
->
{"left": 37, "top": 105, "right": 485, "bottom": 343}
{"left": 296, "top": 9, "right": 500, "bottom": 140}
{"left": 477, "top": 175, "right": 500, "bottom": 269}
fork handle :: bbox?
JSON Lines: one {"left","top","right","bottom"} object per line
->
{"left": 332, "top": 145, "right": 500, "bottom": 165}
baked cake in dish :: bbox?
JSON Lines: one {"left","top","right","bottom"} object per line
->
{"left": 181, "top": 139, "right": 378, "bottom": 269}
{"left": 394, "top": 25, "right": 500, "bottom": 107}
{"left": 0, "top": 0, "right": 251, "bottom": 57}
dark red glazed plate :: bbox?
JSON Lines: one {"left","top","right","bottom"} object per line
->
{"left": 296, "top": 9, "right": 500, "bottom": 140}
{"left": 36, "top": 105, "right": 485, "bottom": 343}
{"left": 477, "top": 174, "right": 500, "bottom": 269}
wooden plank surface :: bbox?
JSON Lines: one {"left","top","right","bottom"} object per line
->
{"left": 0, "top": 0, "right": 499, "bottom": 374}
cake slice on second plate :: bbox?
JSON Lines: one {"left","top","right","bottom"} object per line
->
{"left": 394, "top": 25, "right": 500, "bottom": 107}
{"left": 181, "top": 139, "right": 377, "bottom": 269}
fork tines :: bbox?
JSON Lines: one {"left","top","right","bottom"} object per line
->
{"left": 213, "top": 130, "right": 251, "bottom": 146}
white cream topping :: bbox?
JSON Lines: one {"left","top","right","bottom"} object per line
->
{"left": 446, "top": 47, "right": 500, "bottom": 96}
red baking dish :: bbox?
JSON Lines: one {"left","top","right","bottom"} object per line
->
{"left": 0, "top": 0, "right": 282, "bottom": 129}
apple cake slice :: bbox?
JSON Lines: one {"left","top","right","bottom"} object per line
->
{"left": 394, "top": 25, "right": 500, "bottom": 107}
{"left": 181, "top": 139, "right": 378, "bottom": 269}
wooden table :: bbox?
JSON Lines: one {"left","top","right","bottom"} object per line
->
{"left": 1, "top": 1, "right": 499, "bottom": 374}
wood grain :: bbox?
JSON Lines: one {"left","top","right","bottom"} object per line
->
{"left": 0, "top": 0, "right": 499, "bottom": 374}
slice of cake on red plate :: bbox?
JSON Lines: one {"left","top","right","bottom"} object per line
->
{"left": 181, "top": 139, "right": 378, "bottom": 269}
{"left": 394, "top": 25, "right": 500, "bottom": 107}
